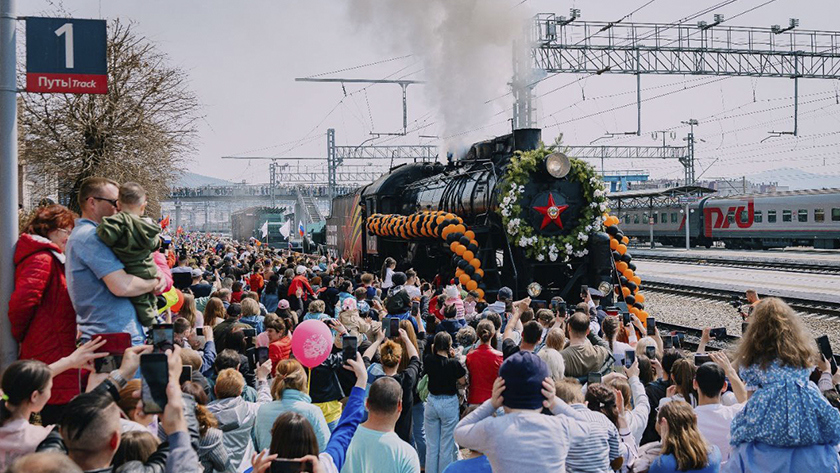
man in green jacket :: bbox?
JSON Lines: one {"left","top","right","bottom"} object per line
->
{"left": 97, "top": 182, "right": 161, "bottom": 326}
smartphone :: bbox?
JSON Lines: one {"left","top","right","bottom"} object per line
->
{"left": 645, "top": 345, "right": 656, "bottom": 360}
{"left": 411, "top": 301, "right": 420, "bottom": 316}
{"left": 663, "top": 335, "right": 673, "bottom": 349}
{"left": 93, "top": 333, "right": 132, "bottom": 373}
{"left": 179, "top": 365, "right": 192, "bottom": 385}
{"left": 695, "top": 353, "right": 713, "bottom": 365}
{"left": 151, "top": 324, "right": 174, "bottom": 353}
{"left": 580, "top": 285, "right": 589, "bottom": 297}
{"left": 587, "top": 372, "right": 602, "bottom": 385}
{"left": 816, "top": 335, "right": 836, "bottom": 370}
{"left": 140, "top": 353, "right": 169, "bottom": 414}
{"left": 342, "top": 335, "right": 358, "bottom": 364}
{"left": 384, "top": 317, "right": 394, "bottom": 338}
{"left": 270, "top": 459, "right": 313, "bottom": 473}
{"left": 624, "top": 350, "right": 636, "bottom": 368}
{"left": 257, "top": 346, "right": 270, "bottom": 366}
{"left": 622, "top": 311, "right": 631, "bottom": 325}
{"left": 531, "top": 299, "right": 547, "bottom": 310}
{"left": 556, "top": 302, "right": 567, "bottom": 315}
{"left": 242, "top": 328, "right": 257, "bottom": 338}
{"left": 709, "top": 327, "right": 727, "bottom": 339}
{"left": 646, "top": 317, "right": 656, "bottom": 336}
{"left": 390, "top": 317, "right": 400, "bottom": 338}
{"left": 194, "top": 327, "right": 206, "bottom": 347}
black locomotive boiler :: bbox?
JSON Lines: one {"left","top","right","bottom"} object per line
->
{"left": 326, "top": 128, "right": 615, "bottom": 303}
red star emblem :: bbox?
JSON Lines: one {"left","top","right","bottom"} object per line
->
{"left": 533, "top": 193, "right": 569, "bottom": 230}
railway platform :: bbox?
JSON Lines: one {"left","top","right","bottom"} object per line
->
{"left": 635, "top": 260, "right": 840, "bottom": 305}
{"left": 630, "top": 246, "right": 840, "bottom": 266}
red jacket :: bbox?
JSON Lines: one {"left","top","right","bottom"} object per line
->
{"left": 269, "top": 335, "right": 293, "bottom": 368}
{"left": 8, "top": 234, "right": 80, "bottom": 405}
{"left": 287, "top": 275, "right": 315, "bottom": 300}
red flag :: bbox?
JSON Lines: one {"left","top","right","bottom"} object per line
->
{"left": 159, "top": 215, "right": 170, "bottom": 229}
{"left": 176, "top": 226, "right": 183, "bottom": 235}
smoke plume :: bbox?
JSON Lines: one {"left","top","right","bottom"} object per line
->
{"left": 346, "top": 0, "right": 529, "bottom": 153}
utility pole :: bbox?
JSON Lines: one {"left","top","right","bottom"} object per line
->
{"left": 681, "top": 119, "right": 698, "bottom": 186}
{"left": 294, "top": 78, "right": 424, "bottom": 136}
{"left": 0, "top": 0, "right": 18, "bottom": 371}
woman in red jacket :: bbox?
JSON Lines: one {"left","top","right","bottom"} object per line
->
{"left": 8, "top": 204, "right": 79, "bottom": 425}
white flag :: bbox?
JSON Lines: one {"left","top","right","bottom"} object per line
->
{"left": 260, "top": 220, "right": 269, "bottom": 238}
{"left": 279, "top": 220, "right": 291, "bottom": 238}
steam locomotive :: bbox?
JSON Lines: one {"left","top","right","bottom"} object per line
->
{"left": 326, "top": 129, "right": 615, "bottom": 303}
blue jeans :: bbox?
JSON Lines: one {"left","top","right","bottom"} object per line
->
{"left": 424, "top": 394, "right": 459, "bottom": 473}
{"left": 412, "top": 401, "right": 427, "bottom": 467}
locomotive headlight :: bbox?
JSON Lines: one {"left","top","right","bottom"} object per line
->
{"left": 545, "top": 152, "right": 571, "bottom": 178}
{"left": 598, "top": 281, "right": 613, "bottom": 297}
{"left": 527, "top": 282, "right": 542, "bottom": 298}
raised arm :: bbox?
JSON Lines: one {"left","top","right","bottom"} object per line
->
{"left": 710, "top": 352, "right": 747, "bottom": 404}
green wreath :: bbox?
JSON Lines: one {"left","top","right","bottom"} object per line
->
{"left": 496, "top": 144, "right": 608, "bottom": 262}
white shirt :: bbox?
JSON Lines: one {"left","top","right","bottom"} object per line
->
{"left": 382, "top": 268, "right": 394, "bottom": 289}
{"left": 694, "top": 402, "right": 744, "bottom": 464}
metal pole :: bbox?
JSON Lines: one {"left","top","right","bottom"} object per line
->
{"left": 793, "top": 76, "right": 798, "bottom": 136}
{"left": 401, "top": 83, "right": 407, "bottom": 136}
{"left": 685, "top": 203, "right": 690, "bottom": 250}
{"left": 0, "top": 0, "right": 18, "bottom": 372}
{"left": 649, "top": 217, "right": 654, "bottom": 249}
{"left": 636, "top": 48, "right": 641, "bottom": 136}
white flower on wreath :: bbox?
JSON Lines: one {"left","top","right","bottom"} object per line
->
{"left": 549, "top": 252, "right": 558, "bottom": 262}
{"left": 599, "top": 202, "right": 608, "bottom": 211}
{"left": 564, "top": 243, "right": 573, "bottom": 252}
{"left": 536, "top": 254, "right": 545, "bottom": 261}
{"left": 577, "top": 232, "right": 589, "bottom": 242}
{"left": 593, "top": 189, "right": 605, "bottom": 198}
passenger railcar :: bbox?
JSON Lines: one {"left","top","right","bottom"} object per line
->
{"left": 613, "top": 188, "right": 840, "bottom": 249}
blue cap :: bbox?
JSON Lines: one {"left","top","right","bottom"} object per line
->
{"left": 499, "top": 351, "right": 549, "bottom": 409}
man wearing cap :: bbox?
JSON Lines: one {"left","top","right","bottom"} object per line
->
{"left": 487, "top": 286, "right": 512, "bottom": 316}
{"left": 189, "top": 268, "right": 213, "bottom": 298}
{"left": 287, "top": 265, "right": 315, "bottom": 311}
{"left": 454, "top": 351, "right": 588, "bottom": 473}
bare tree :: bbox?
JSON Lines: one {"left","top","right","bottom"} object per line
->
{"left": 20, "top": 19, "right": 201, "bottom": 216}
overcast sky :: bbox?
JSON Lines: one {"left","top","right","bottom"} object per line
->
{"left": 20, "top": 0, "right": 840, "bottom": 186}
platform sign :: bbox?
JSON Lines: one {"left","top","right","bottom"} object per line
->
{"left": 25, "top": 17, "right": 107, "bottom": 94}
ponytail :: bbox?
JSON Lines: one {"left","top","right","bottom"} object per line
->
{"left": 477, "top": 320, "right": 495, "bottom": 344}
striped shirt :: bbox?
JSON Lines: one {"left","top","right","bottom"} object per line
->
{"left": 566, "top": 404, "right": 621, "bottom": 473}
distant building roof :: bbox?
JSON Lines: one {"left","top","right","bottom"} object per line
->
{"left": 608, "top": 185, "right": 716, "bottom": 200}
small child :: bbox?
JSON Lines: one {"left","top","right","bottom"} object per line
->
{"left": 444, "top": 285, "right": 466, "bottom": 320}
{"left": 97, "top": 182, "right": 161, "bottom": 327}
{"left": 464, "top": 290, "right": 479, "bottom": 322}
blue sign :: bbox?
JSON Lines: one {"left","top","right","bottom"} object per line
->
{"left": 25, "top": 17, "right": 107, "bottom": 94}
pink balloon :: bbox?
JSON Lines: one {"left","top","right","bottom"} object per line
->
{"left": 291, "top": 319, "right": 333, "bottom": 368}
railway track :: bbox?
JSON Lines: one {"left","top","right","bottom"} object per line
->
{"left": 643, "top": 281, "right": 840, "bottom": 320}
{"left": 633, "top": 253, "right": 840, "bottom": 275}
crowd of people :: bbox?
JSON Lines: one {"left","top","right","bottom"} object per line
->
{"left": 3, "top": 176, "right": 840, "bottom": 473}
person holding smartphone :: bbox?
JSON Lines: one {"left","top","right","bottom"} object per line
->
{"left": 249, "top": 353, "right": 370, "bottom": 473}
{"left": 361, "top": 328, "right": 420, "bottom": 445}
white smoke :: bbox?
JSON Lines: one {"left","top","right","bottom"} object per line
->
{"left": 345, "top": 0, "right": 529, "bottom": 155}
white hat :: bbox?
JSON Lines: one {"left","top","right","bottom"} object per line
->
{"left": 296, "top": 265, "right": 306, "bottom": 275}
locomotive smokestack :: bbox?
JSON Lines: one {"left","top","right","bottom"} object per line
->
{"left": 513, "top": 128, "right": 541, "bottom": 152}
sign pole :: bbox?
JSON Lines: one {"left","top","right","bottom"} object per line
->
{"left": 685, "top": 203, "right": 691, "bottom": 250}
{"left": 0, "top": 0, "right": 18, "bottom": 372}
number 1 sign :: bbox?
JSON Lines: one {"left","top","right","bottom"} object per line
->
{"left": 25, "top": 17, "right": 107, "bottom": 94}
